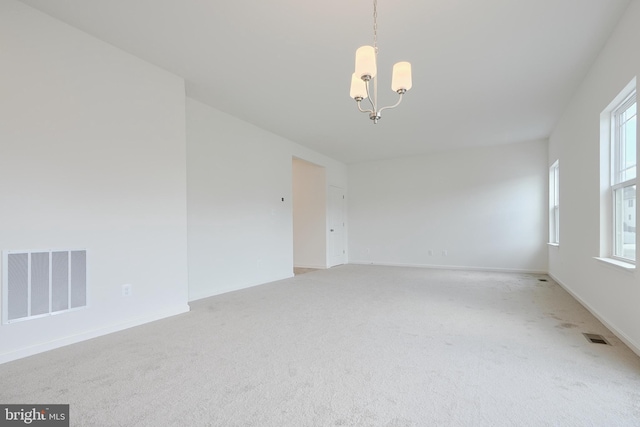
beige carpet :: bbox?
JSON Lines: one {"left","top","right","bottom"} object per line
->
{"left": 1, "top": 265, "right": 639, "bottom": 426}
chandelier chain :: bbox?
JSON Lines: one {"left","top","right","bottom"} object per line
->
{"left": 373, "top": 0, "right": 378, "bottom": 54}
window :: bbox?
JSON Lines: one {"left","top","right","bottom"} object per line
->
{"left": 549, "top": 160, "right": 559, "bottom": 244}
{"left": 611, "top": 90, "right": 636, "bottom": 262}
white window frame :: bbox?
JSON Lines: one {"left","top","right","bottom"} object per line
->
{"left": 549, "top": 160, "right": 559, "bottom": 245}
{"left": 610, "top": 89, "right": 636, "bottom": 263}
{"left": 599, "top": 79, "right": 637, "bottom": 269}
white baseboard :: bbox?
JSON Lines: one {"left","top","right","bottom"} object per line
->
{"left": 348, "top": 261, "right": 548, "bottom": 275}
{"left": 189, "top": 273, "right": 295, "bottom": 302}
{"left": 0, "top": 304, "right": 191, "bottom": 365}
{"left": 549, "top": 272, "right": 640, "bottom": 358}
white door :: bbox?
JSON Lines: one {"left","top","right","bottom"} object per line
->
{"left": 328, "top": 186, "right": 346, "bottom": 266}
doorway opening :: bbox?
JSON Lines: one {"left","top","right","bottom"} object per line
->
{"left": 292, "top": 157, "right": 327, "bottom": 269}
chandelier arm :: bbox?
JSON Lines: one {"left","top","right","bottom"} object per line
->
{"left": 364, "top": 78, "right": 377, "bottom": 113}
{"left": 378, "top": 92, "right": 404, "bottom": 114}
{"left": 356, "top": 100, "right": 374, "bottom": 114}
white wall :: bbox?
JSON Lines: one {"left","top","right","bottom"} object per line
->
{"left": 349, "top": 140, "right": 548, "bottom": 272}
{"left": 548, "top": 0, "right": 640, "bottom": 355}
{"left": 0, "top": 1, "right": 189, "bottom": 363}
{"left": 186, "top": 98, "right": 347, "bottom": 301}
{"left": 293, "top": 158, "right": 327, "bottom": 269}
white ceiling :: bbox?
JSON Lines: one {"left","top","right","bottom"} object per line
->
{"left": 19, "top": 0, "right": 632, "bottom": 163}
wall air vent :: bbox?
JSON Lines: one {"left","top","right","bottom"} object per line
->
{"left": 2, "top": 249, "right": 87, "bottom": 324}
{"left": 583, "top": 333, "right": 610, "bottom": 345}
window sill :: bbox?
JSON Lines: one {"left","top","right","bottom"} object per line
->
{"left": 593, "top": 257, "right": 635, "bottom": 272}
{"left": 547, "top": 243, "right": 559, "bottom": 248}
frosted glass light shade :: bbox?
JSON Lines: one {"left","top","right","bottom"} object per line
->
{"left": 391, "top": 61, "right": 412, "bottom": 92}
{"left": 355, "top": 46, "right": 377, "bottom": 79}
{"left": 350, "top": 73, "right": 368, "bottom": 99}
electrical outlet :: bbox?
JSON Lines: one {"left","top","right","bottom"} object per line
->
{"left": 442, "top": 250, "right": 448, "bottom": 256}
{"left": 122, "top": 284, "right": 132, "bottom": 297}
{"left": 428, "top": 250, "right": 433, "bottom": 256}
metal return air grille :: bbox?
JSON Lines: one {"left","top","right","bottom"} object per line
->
{"left": 583, "top": 333, "right": 610, "bottom": 345}
{"left": 2, "top": 250, "right": 87, "bottom": 324}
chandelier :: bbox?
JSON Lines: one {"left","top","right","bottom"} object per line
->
{"left": 349, "top": 0, "right": 412, "bottom": 124}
